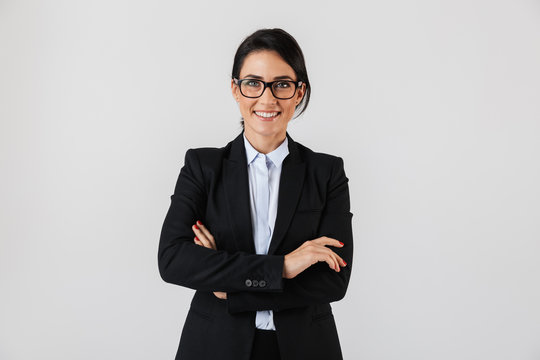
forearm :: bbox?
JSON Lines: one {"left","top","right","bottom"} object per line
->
{"left": 227, "top": 210, "right": 353, "bottom": 313}
{"left": 158, "top": 240, "right": 284, "bottom": 292}
{"left": 159, "top": 211, "right": 285, "bottom": 292}
{"left": 227, "top": 261, "right": 351, "bottom": 313}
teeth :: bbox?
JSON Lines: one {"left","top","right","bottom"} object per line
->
{"left": 255, "top": 111, "right": 279, "bottom": 118}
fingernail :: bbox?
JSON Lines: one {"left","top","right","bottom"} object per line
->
{"left": 339, "top": 241, "right": 344, "bottom": 246}
{"left": 197, "top": 220, "right": 202, "bottom": 226}
{"left": 194, "top": 225, "right": 199, "bottom": 230}
{"left": 343, "top": 261, "right": 347, "bottom": 266}
{"left": 195, "top": 236, "right": 199, "bottom": 241}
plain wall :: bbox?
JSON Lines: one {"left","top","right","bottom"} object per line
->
{"left": 1, "top": 0, "right": 539, "bottom": 359}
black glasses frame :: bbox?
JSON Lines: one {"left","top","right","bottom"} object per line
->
{"left": 233, "top": 78, "right": 303, "bottom": 100}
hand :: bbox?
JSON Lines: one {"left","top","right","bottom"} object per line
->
{"left": 192, "top": 220, "right": 226, "bottom": 299}
{"left": 192, "top": 220, "right": 217, "bottom": 250}
{"left": 283, "top": 236, "right": 347, "bottom": 279}
{"left": 213, "top": 291, "right": 227, "bottom": 299}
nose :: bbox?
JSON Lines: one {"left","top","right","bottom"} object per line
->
{"left": 259, "top": 85, "right": 277, "bottom": 103}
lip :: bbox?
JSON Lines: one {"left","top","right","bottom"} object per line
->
{"left": 253, "top": 111, "right": 281, "bottom": 121}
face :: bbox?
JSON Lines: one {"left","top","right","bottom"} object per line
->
{"left": 231, "top": 50, "right": 305, "bottom": 139}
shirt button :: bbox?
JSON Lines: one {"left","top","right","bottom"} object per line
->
{"left": 252, "top": 280, "right": 259, "bottom": 287}
{"left": 259, "top": 280, "right": 266, "bottom": 288}
{"left": 245, "top": 279, "right": 252, "bottom": 287}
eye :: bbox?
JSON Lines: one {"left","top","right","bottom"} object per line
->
{"left": 244, "top": 80, "right": 261, "bottom": 88}
{"left": 275, "top": 81, "right": 292, "bottom": 89}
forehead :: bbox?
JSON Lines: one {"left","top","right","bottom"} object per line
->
{"left": 239, "top": 50, "right": 296, "bottom": 79}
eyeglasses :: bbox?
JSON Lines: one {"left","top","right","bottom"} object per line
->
{"left": 233, "top": 78, "right": 303, "bottom": 100}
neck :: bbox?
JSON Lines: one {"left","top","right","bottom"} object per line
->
{"left": 244, "top": 128, "right": 287, "bottom": 154}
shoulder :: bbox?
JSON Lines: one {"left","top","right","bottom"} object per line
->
{"left": 184, "top": 138, "right": 233, "bottom": 161}
{"left": 294, "top": 140, "right": 346, "bottom": 171}
{"left": 293, "top": 140, "right": 350, "bottom": 193}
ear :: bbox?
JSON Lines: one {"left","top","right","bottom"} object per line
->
{"left": 295, "top": 82, "right": 306, "bottom": 105}
{"left": 231, "top": 79, "right": 240, "bottom": 102}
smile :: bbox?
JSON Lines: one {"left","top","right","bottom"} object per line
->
{"left": 254, "top": 111, "right": 280, "bottom": 120}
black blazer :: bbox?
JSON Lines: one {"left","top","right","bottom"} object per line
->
{"left": 159, "top": 130, "right": 353, "bottom": 360}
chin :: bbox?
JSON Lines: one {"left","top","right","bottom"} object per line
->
{"left": 247, "top": 123, "right": 281, "bottom": 136}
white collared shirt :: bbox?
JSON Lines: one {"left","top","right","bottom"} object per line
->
{"left": 243, "top": 132, "right": 289, "bottom": 330}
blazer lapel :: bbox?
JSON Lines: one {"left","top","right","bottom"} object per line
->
{"left": 223, "top": 132, "right": 255, "bottom": 253}
{"left": 223, "top": 131, "right": 306, "bottom": 255}
{"left": 268, "top": 132, "right": 305, "bottom": 255}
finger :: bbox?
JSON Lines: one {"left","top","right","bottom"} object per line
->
{"left": 326, "top": 252, "right": 340, "bottom": 272}
{"left": 311, "top": 236, "right": 344, "bottom": 248}
{"left": 316, "top": 247, "right": 343, "bottom": 272}
{"left": 326, "top": 248, "right": 347, "bottom": 268}
{"left": 192, "top": 225, "right": 212, "bottom": 249}
{"left": 194, "top": 237, "right": 207, "bottom": 248}
{"left": 318, "top": 252, "right": 339, "bottom": 272}
{"left": 196, "top": 221, "right": 217, "bottom": 250}
{"left": 194, "top": 222, "right": 216, "bottom": 250}
{"left": 321, "top": 246, "right": 346, "bottom": 267}
{"left": 307, "top": 241, "right": 345, "bottom": 269}
{"left": 307, "top": 245, "right": 338, "bottom": 271}
{"left": 213, "top": 291, "right": 227, "bottom": 299}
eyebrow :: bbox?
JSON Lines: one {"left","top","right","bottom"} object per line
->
{"left": 242, "top": 74, "right": 295, "bottom": 81}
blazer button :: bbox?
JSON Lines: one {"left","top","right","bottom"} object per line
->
{"left": 259, "top": 280, "right": 266, "bottom": 288}
{"left": 252, "top": 280, "right": 259, "bottom": 287}
{"left": 245, "top": 279, "right": 252, "bottom": 287}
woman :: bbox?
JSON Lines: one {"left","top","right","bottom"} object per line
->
{"left": 159, "top": 28, "right": 353, "bottom": 360}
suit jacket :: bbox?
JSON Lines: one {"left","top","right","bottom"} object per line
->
{"left": 158, "top": 130, "right": 353, "bottom": 360}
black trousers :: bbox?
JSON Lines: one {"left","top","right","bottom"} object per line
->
{"left": 250, "top": 329, "right": 281, "bottom": 360}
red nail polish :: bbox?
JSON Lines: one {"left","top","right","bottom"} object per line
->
{"left": 194, "top": 225, "right": 199, "bottom": 230}
{"left": 197, "top": 220, "right": 202, "bottom": 226}
{"left": 339, "top": 241, "right": 344, "bottom": 246}
{"left": 195, "top": 236, "right": 199, "bottom": 241}
{"left": 343, "top": 261, "right": 347, "bottom": 266}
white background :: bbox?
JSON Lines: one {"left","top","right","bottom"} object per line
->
{"left": 1, "top": 1, "right": 539, "bottom": 359}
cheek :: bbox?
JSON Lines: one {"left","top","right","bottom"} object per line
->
{"left": 281, "top": 102, "right": 296, "bottom": 116}
{"left": 239, "top": 101, "right": 255, "bottom": 116}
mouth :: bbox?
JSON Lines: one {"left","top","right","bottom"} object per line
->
{"left": 253, "top": 111, "right": 281, "bottom": 121}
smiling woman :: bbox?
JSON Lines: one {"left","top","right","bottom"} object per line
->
{"left": 158, "top": 28, "right": 353, "bottom": 360}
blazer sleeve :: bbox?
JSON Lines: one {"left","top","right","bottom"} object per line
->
{"left": 158, "top": 149, "right": 285, "bottom": 293}
{"left": 226, "top": 156, "right": 354, "bottom": 314}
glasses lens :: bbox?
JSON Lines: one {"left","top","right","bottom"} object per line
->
{"left": 272, "top": 81, "right": 296, "bottom": 99}
{"left": 240, "top": 80, "right": 264, "bottom": 97}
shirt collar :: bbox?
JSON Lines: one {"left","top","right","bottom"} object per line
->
{"left": 243, "top": 132, "right": 289, "bottom": 168}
